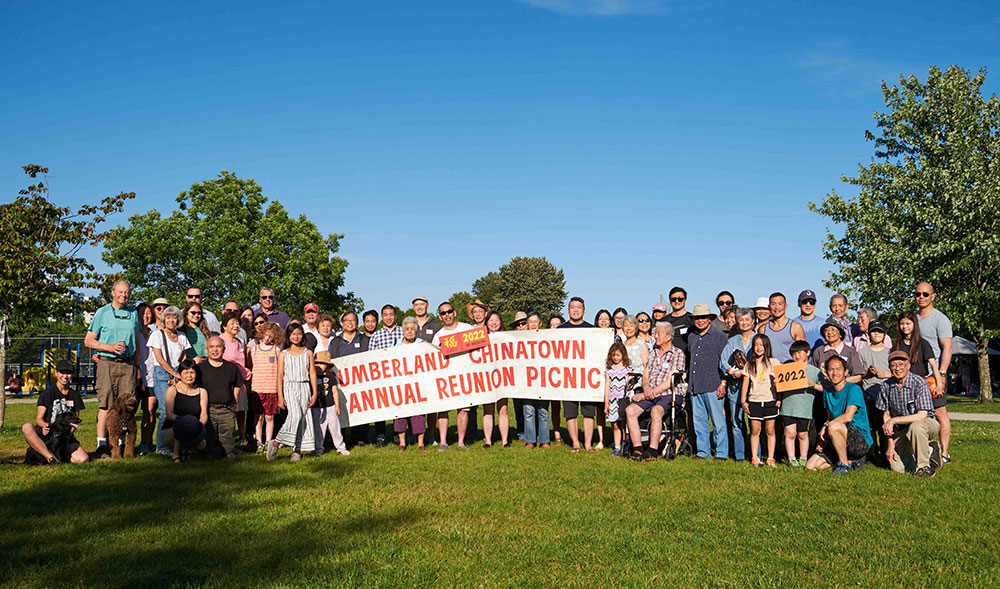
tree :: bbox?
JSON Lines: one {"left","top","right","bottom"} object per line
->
{"left": 0, "top": 165, "right": 134, "bottom": 428}
{"left": 445, "top": 291, "right": 475, "bottom": 325}
{"left": 103, "top": 170, "right": 361, "bottom": 317}
{"left": 809, "top": 65, "right": 1000, "bottom": 403}
{"left": 471, "top": 256, "right": 567, "bottom": 325}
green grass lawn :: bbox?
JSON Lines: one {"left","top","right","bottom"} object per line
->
{"left": 2, "top": 401, "right": 999, "bottom": 587}
{"left": 946, "top": 394, "right": 1000, "bottom": 414}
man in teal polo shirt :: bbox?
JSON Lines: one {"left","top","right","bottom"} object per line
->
{"left": 84, "top": 279, "right": 141, "bottom": 457}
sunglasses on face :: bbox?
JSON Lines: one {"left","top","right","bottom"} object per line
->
{"left": 260, "top": 295, "right": 274, "bottom": 300}
{"left": 670, "top": 297, "right": 685, "bottom": 302}
{"left": 440, "top": 309, "right": 455, "bottom": 315}
{"left": 305, "top": 309, "right": 317, "bottom": 314}
{"left": 254, "top": 320, "right": 266, "bottom": 326}
{"left": 638, "top": 319, "right": 651, "bottom": 323}
{"left": 800, "top": 299, "right": 816, "bottom": 305}
{"left": 186, "top": 294, "right": 202, "bottom": 299}
{"left": 717, "top": 301, "right": 733, "bottom": 307}
{"left": 915, "top": 291, "right": 932, "bottom": 298}
{"left": 189, "top": 311, "right": 202, "bottom": 316}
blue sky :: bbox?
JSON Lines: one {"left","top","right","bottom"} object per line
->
{"left": 2, "top": 0, "right": 997, "bottom": 317}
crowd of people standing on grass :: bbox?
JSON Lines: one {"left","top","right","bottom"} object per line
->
{"left": 23, "top": 279, "right": 955, "bottom": 477}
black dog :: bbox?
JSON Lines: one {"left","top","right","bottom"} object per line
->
{"left": 25, "top": 412, "right": 82, "bottom": 465}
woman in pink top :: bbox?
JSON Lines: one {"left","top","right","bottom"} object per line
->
{"left": 220, "top": 310, "right": 251, "bottom": 445}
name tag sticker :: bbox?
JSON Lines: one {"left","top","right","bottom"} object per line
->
{"left": 426, "top": 329, "right": 433, "bottom": 334}
{"left": 354, "top": 343, "right": 360, "bottom": 348}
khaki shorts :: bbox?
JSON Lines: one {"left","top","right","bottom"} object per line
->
{"left": 96, "top": 360, "right": 136, "bottom": 409}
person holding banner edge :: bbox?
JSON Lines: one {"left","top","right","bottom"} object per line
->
{"left": 558, "top": 296, "right": 596, "bottom": 452}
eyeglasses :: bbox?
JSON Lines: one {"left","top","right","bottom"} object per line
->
{"left": 260, "top": 295, "right": 274, "bottom": 300}
{"left": 670, "top": 297, "right": 685, "bottom": 302}
{"left": 800, "top": 299, "right": 817, "bottom": 305}
{"left": 915, "top": 291, "right": 932, "bottom": 298}
{"left": 188, "top": 311, "right": 202, "bottom": 316}
{"left": 112, "top": 308, "right": 131, "bottom": 320}
{"left": 638, "top": 319, "right": 651, "bottom": 323}
{"left": 440, "top": 309, "right": 455, "bottom": 315}
{"left": 186, "top": 294, "right": 202, "bottom": 299}
{"left": 305, "top": 309, "right": 318, "bottom": 314}
{"left": 717, "top": 300, "right": 733, "bottom": 308}
{"left": 254, "top": 320, "right": 266, "bottom": 326}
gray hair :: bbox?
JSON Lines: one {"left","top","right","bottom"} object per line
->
{"left": 162, "top": 305, "right": 182, "bottom": 320}
{"left": 859, "top": 307, "right": 878, "bottom": 321}
{"left": 653, "top": 321, "right": 675, "bottom": 337}
{"left": 734, "top": 306, "right": 754, "bottom": 321}
{"left": 830, "top": 293, "right": 848, "bottom": 306}
{"left": 402, "top": 316, "right": 418, "bottom": 328}
{"left": 622, "top": 315, "right": 638, "bottom": 328}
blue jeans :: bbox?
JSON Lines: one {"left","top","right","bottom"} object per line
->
{"left": 523, "top": 400, "right": 550, "bottom": 445}
{"left": 691, "top": 390, "right": 728, "bottom": 458}
{"left": 726, "top": 383, "right": 747, "bottom": 461}
{"left": 153, "top": 365, "right": 172, "bottom": 453}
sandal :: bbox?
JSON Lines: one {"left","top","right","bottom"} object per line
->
{"left": 629, "top": 449, "right": 645, "bottom": 461}
{"left": 418, "top": 445, "right": 426, "bottom": 452}
{"left": 172, "top": 456, "right": 182, "bottom": 463}
{"left": 398, "top": 444, "right": 406, "bottom": 451}
{"left": 571, "top": 447, "right": 581, "bottom": 453}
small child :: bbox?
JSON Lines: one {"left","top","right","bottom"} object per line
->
{"left": 781, "top": 340, "right": 823, "bottom": 467}
{"left": 604, "top": 342, "right": 630, "bottom": 457}
{"left": 247, "top": 322, "right": 283, "bottom": 451}
{"left": 268, "top": 323, "right": 318, "bottom": 462}
{"left": 741, "top": 334, "right": 781, "bottom": 467}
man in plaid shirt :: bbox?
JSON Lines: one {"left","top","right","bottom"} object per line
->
{"left": 876, "top": 350, "right": 941, "bottom": 477}
{"left": 624, "top": 322, "right": 686, "bottom": 461}
{"left": 367, "top": 304, "right": 403, "bottom": 446}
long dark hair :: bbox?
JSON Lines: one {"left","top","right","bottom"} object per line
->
{"left": 285, "top": 323, "right": 306, "bottom": 350}
{"left": 747, "top": 334, "right": 773, "bottom": 375}
{"left": 182, "top": 302, "right": 210, "bottom": 337}
{"left": 893, "top": 310, "right": 924, "bottom": 364}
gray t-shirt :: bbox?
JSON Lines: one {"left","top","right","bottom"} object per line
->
{"left": 858, "top": 345, "right": 890, "bottom": 399}
{"left": 918, "top": 308, "right": 952, "bottom": 361}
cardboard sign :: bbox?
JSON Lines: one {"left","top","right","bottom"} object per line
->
{"left": 437, "top": 326, "right": 490, "bottom": 357}
{"left": 774, "top": 361, "right": 808, "bottom": 393}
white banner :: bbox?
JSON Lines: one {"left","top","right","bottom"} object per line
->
{"left": 332, "top": 329, "right": 614, "bottom": 427}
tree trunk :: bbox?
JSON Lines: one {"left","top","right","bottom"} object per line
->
{"left": 0, "top": 327, "right": 6, "bottom": 430}
{"left": 978, "top": 329, "right": 993, "bottom": 404}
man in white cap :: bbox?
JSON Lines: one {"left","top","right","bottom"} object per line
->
{"left": 412, "top": 296, "right": 442, "bottom": 343}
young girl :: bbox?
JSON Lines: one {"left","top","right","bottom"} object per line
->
{"left": 741, "top": 334, "right": 781, "bottom": 467}
{"left": 247, "top": 321, "right": 282, "bottom": 451}
{"left": 267, "top": 323, "right": 318, "bottom": 462}
{"left": 604, "top": 342, "right": 630, "bottom": 456}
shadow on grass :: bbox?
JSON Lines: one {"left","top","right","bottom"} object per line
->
{"left": 0, "top": 457, "right": 424, "bottom": 586}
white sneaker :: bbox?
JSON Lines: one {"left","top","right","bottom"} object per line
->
{"left": 595, "top": 442, "right": 604, "bottom": 450}
{"left": 337, "top": 449, "right": 351, "bottom": 456}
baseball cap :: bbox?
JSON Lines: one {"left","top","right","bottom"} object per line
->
{"left": 798, "top": 289, "right": 817, "bottom": 303}
{"left": 868, "top": 320, "right": 887, "bottom": 333}
{"left": 652, "top": 302, "right": 669, "bottom": 312}
{"left": 55, "top": 359, "right": 74, "bottom": 374}
{"left": 888, "top": 350, "right": 910, "bottom": 363}
{"left": 412, "top": 296, "right": 428, "bottom": 304}
{"left": 304, "top": 302, "right": 320, "bottom": 313}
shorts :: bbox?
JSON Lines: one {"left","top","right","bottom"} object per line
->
{"left": 782, "top": 416, "right": 811, "bottom": 431}
{"left": 748, "top": 401, "right": 779, "bottom": 421}
{"left": 932, "top": 394, "right": 947, "bottom": 409}
{"left": 630, "top": 394, "right": 683, "bottom": 414}
{"left": 563, "top": 401, "right": 598, "bottom": 419}
{"left": 816, "top": 424, "right": 870, "bottom": 465}
{"left": 33, "top": 426, "right": 82, "bottom": 461}
{"left": 235, "top": 386, "right": 248, "bottom": 411}
{"left": 250, "top": 392, "right": 279, "bottom": 416}
{"left": 96, "top": 360, "right": 136, "bottom": 409}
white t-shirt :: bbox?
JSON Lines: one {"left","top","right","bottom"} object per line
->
{"left": 137, "top": 330, "right": 157, "bottom": 387}
{"left": 147, "top": 329, "right": 192, "bottom": 370}
{"left": 432, "top": 322, "right": 473, "bottom": 346}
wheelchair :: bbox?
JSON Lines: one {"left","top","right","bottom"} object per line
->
{"left": 621, "top": 372, "right": 693, "bottom": 460}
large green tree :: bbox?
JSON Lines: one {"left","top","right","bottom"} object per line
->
{"left": 810, "top": 65, "right": 999, "bottom": 403}
{"left": 0, "top": 165, "right": 134, "bottom": 428}
{"left": 103, "top": 170, "right": 361, "bottom": 316}
{"left": 471, "top": 256, "right": 567, "bottom": 325}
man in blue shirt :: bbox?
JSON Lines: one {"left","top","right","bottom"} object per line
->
{"left": 686, "top": 304, "right": 729, "bottom": 460}
{"left": 806, "top": 355, "right": 872, "bottom": 474}
{"left": 84, "top": 280, "right": 141, "bottom": 457}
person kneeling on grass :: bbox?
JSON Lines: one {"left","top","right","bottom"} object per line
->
{"left": 876, "top": 351, "right": 942, "bottom": 477}
{"left": 806, "top": 355, "right": 872, "bottom": 475}
{"left": 162, "top": 359, "right": 209, "bottom": 463}
{"left": 21, "top": 359, "right": 89, "bottom": 465}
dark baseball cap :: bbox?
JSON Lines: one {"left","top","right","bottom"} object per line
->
{"left": 55, "top": 359, "right": 74, "bottom": 374}
{"left": 798, "top": 289, "right": 817, "bottom": 303}
{"left": 868, "top": 321, "right": 887, "bottom": 333}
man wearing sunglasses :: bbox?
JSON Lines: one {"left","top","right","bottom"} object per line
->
{"left": 186, "top": 286, "right": 220, "bottom": 333}
{"left": 665, "top": 286, "right": 694, "bottom": 361}
{"left": 432, "top": 302, "right": 472, "bottom": 450}
{"left": 792, "top": 289, "right": 825, "bottom": 350}
{"left": 258, "top": 288, "right": 290, "bottom": 329}
{"left": 85, "top": 280, "right": 142, "bottom": 458}
{"left": 915, "top": 282, "right": 954, "bottom": 464}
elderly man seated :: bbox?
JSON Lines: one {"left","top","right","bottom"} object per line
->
{"left": 625, "top": 321, "right": 686, "bottom": 462}
{"left": 877, "top": 350, "right": 942, "bottom": 477}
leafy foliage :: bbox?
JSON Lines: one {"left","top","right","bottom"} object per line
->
{"left": 102, "top": 170, "right": 361, "bottom": 316}
{"left": 809, "top": 65, "right": 1000, "bottom": 400}
{"left": 471, "top": 257, "right": 567, "bottom": 325}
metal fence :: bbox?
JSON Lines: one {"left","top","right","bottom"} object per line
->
{"left": 5, "top": 335, "right": 97, "bottom": 395}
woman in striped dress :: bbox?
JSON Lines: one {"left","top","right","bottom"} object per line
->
{"left": 267, "top": 323, "right": 318, "bottom": 461}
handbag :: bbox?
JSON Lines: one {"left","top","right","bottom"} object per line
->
{"left": 729, "top": 348, "right": 747, "bottom": 370}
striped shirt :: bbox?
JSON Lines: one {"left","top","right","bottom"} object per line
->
{"left": 248, "top": 345, "right": 279, "bottom": 394}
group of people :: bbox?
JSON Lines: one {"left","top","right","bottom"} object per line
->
{"left": 23, "top": 280, "right": 955, "bottom": 477}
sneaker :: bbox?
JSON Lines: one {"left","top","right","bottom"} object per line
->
{"left": 929, "top": 441, "right": 942, "bottom": 471}
{"left": 943, "top": 454, "right": 952, "bottom": 464}
{"left": 256, "top": 444, "right": 266, "bottom": 454}
{"left": 438, "top": 443, "right": 450, "bottom": 452}
{"left": 337, "top": 449, "right": 351, "bottom": 456}
{"left": 95, "top": 444, "right": 111, "bottom": 459}
{"left": 135, "top": 443, "right": 150, "bottom": 456}
{"left": 913, "top": 466, "right": 936, "bottom": 478}
{"left": 595, "top": 442, "right": 604, "bottom": 450}
{"left": 751, "top": 457, "right": 762, "bottom": 467}
{"left": 612, "top": 448, "right": 622, "bottom": 457}
{"left": 266, "top": 441, "right": 279, "bottom": 462}
{"left": 47, "top": 457, "right": 60, "bottom": 466}
{"left": 457, "top": 444, "right": 468, "bottom": 450}
{"left": 832, "top": 462, "right": 852, "bottom": 475}
{"left": 375, "top": 436, "right": 386, "bottom": 449}
{"left": 766, "top": 458, "right": 777, "bottom": 468}
{"left": 290, "top": 452, "right": 302, "bottom": 462}
{"left": 156, "top": 447, "right": 173, "bottom": 457}
{"left": 850, "top": 457, "right": 866, "bottom": 472}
